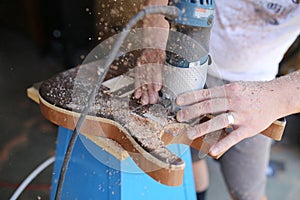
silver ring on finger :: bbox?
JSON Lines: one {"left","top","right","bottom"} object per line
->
{"left": 226, "top": 112, "right": 235, "bottom": 126}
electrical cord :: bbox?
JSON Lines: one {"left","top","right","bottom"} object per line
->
{"left": 54, "top": 6, "right": 180, "bottom": 200}
{"left": 9, "top": 156, "right": 55, "bottom": 200}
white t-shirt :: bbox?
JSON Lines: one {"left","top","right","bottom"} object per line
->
{"left": 208, "top": 0, "right": 300, "bottom": 81}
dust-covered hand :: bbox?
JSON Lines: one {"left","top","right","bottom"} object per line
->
{"left": 176, "top": 71, "right": 300, "bottom": 156}
{"left": 134, "top": 49, "right": 164, "bottom": 105}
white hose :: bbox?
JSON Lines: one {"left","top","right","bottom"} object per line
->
{"left": 9, "top": 156, "right": 55, "bottom": 200}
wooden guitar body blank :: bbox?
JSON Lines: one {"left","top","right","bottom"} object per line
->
{"left": 36, "top": 64, "right": 285, "bottom": 186}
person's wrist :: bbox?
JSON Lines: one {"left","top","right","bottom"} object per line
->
{"left": 266, "top": 78, "right": 296, "bottom": 118}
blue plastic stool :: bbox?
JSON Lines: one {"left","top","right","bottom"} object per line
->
{"left": 50, "top": 126, "right": 196, "bottom": 200}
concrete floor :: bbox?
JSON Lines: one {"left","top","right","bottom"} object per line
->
{"left": 1, "top": 28, "right": 300, "bottom": 200}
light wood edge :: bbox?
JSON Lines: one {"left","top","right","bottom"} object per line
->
{"left": 85, "top": 135, "right": 129, "bottom": 160}
{"left": 261, "top": 119, "right": 286, "bottom": 141}
{"left": 27, "top": 86, "right": 40, "bottom": 104}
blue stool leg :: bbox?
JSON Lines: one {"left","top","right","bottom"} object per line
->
{"left": 50, "top": 126, "right": 196, "bottom": 200}
{"left": 50, "top": 126, "right": 121, "bottom": 199}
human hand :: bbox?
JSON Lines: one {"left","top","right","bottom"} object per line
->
{"left": 176, "top": 81, "right": 285, "bottom": 156}
{"left": 134, "top": 49, "right": 164, "bottom": 105}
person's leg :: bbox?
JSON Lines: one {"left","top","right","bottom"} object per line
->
{"left": 219, "top": 135, "right": 271, "bottom": 200}
{"left": 191, "top": 148, "right": 209, "bottom": 200}
{"left": 192, "top": 159, "right": 209, "bottom": 192}
{"left": 193, "top": 160, "right": 209, "bottom": 200}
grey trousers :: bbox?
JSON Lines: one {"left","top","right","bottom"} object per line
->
{"left": 191, "top": 75, "right": 272, "bottom": 200}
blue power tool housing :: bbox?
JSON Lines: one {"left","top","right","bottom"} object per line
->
{"left": 169, "top": 0, "right": 215, "bottom": 27}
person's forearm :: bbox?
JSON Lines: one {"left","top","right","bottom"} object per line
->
{"left": 272, "top": 69, "right": 300, "bottom": 117}
{"left": 139, "top": 0, "right": 169, "bottom": 57}
{"left": 143, "top": 0, "right": 169, "bottom": 28}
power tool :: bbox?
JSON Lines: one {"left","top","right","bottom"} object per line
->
{"left": 163, "top": 0, "right": 215, "bottom": 103}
